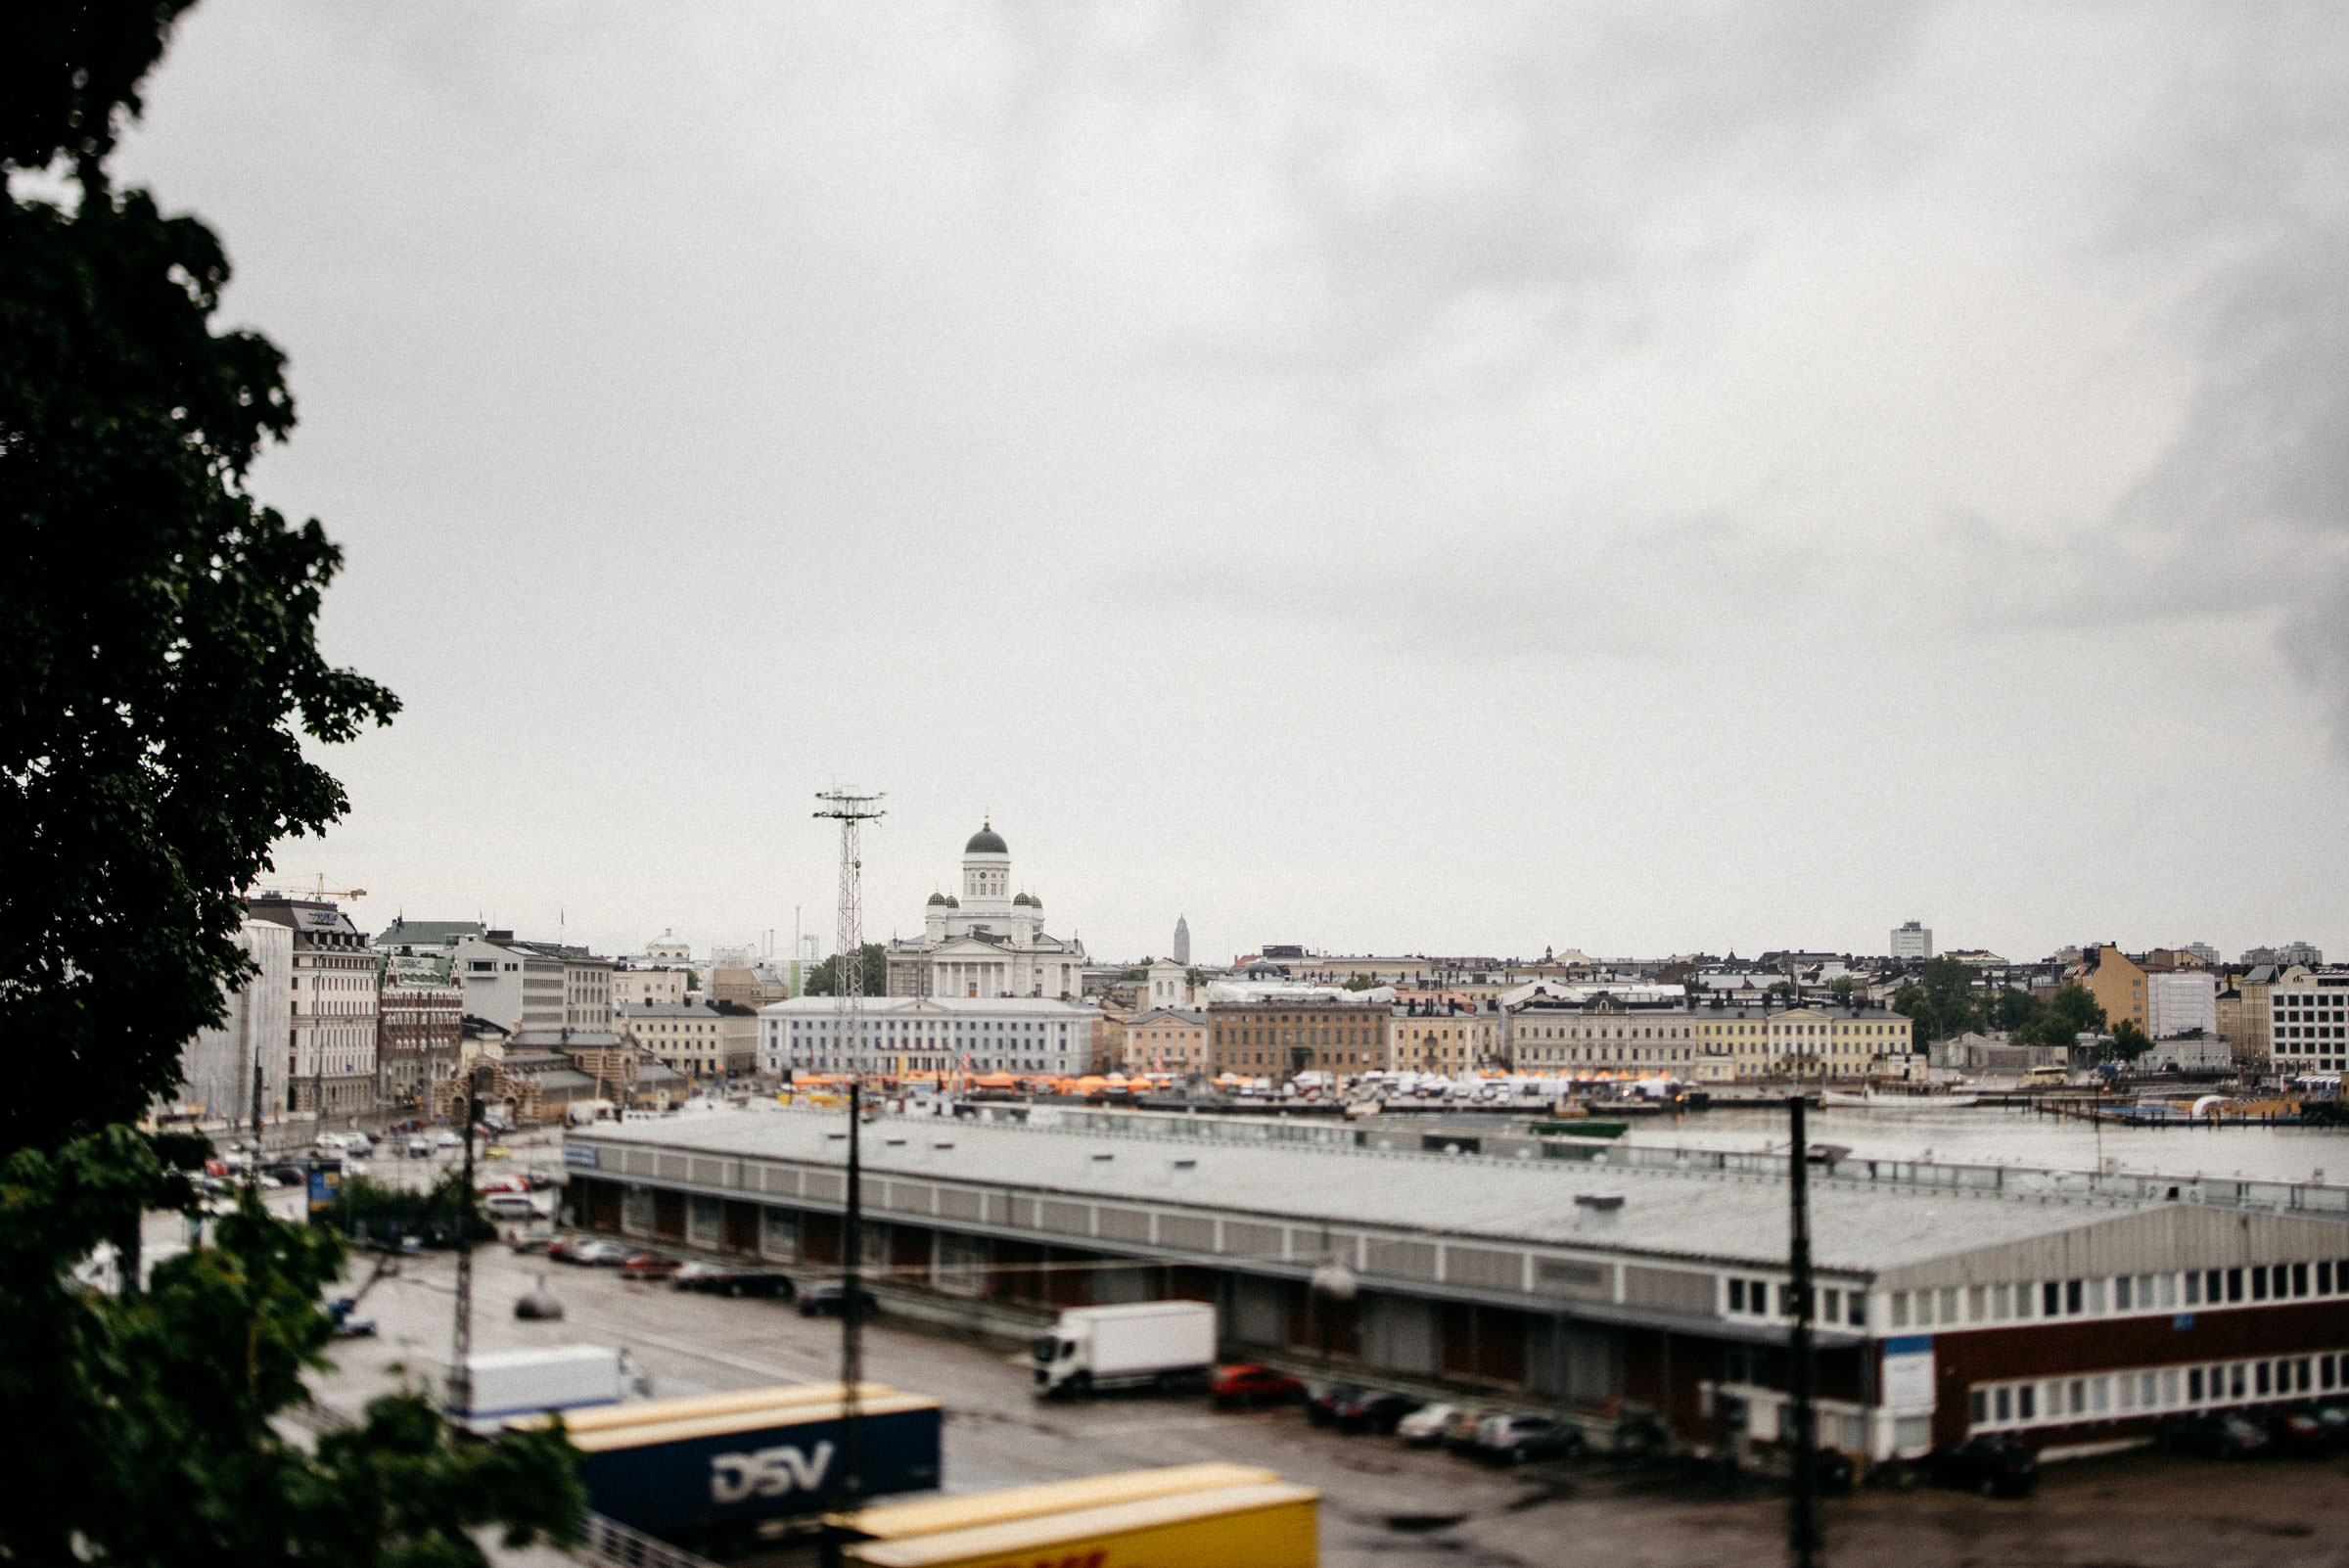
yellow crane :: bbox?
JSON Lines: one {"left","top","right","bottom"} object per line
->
{"left": 249, "top": 873, "right": 368, "bottom": 900}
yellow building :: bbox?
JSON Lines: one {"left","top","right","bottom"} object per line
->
{"left": 1388, "top": 992, "right": 1499, "bottom": 1073}
{"left": 1508, "top": 1001, "right": 1916, "bottom": 1081}
{"left": 1122, "top": 1008, "right": 1210, "bottom": 1076}
{"left": 2074, "top": 945, "right": 2148, "bottom": 1034}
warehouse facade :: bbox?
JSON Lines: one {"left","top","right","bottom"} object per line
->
{"left": 561, "top": 1109, "right": 2349, "bottom": 1462}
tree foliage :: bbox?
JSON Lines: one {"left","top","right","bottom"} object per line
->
{"left": 1, "top": 2, "right": 398, "bottom": 1153}
{"left": 1891, "top": 956, "right": 1984, "bottom": 1042}
{"left": 327, "top": 1173, "right": 495, "bottom": 1251}
{"left": 0, "top": 1130, "right": 581, "bottom": 1568}
{"left": 2013, "top": 982, "right": 2107, "bottom": 1050}
{"left": 2102, "top": 1019, "right": 2152, "bottom": 1063}
{"left": 803, "top": 942, "right": 889, "bottom": 997}
{"left": 1, "top": 15, "right": 575, "bottom": 1567}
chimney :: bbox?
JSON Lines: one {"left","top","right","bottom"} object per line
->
{"left": 1575, "top": 1193, "right": 1626, "bottom": 1232}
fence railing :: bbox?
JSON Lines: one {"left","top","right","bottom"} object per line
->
{"left": 574, "top": 1512, "right": 723, "bottom": 1568}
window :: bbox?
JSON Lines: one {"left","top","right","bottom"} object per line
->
{"left": 2066, "top": 1278, "right": 2084, "bottom": 1314}
{"left": 2044, "top": 1281, "right": 2061, "bottom": 1316}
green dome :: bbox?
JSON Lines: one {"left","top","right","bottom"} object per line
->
{"left": 965, "top": 822, "right": 1008, "bottom": 854}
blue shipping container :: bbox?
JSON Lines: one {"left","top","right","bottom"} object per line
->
{"left": 576, "top": 1399, "right": 943, "bottom": 1541}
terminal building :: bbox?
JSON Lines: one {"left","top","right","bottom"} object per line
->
{"left": 562, "top": 1108, "right": 2349, "bottom": 1462}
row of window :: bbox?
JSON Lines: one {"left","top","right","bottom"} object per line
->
{"left": 1970, "top": 1350, "right": 2348, "bottom": 1431}
{"left": 1890, "top": 1260, "right": 2349, "bottom": 1329}
{"left": 1724, "top": 1278, "right": 1867, "bottom": 1325}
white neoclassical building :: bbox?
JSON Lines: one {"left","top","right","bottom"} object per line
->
{"left": 883, "top": 822, "right": 1087, "bottom": 1000}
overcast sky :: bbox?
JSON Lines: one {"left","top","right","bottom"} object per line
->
{"left": 105, "top": 2, "right": 2349, "bottom": 967}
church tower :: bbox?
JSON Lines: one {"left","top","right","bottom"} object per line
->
{"left": 1174, "top": 915, "right": 1190, "bottom": 965}
{"left": 961, "top": 820, "right": 1011, "bottom": 911}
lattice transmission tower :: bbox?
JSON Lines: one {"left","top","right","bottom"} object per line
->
{"left": 813, "top": 787, "right": 883, "bottom": 1510}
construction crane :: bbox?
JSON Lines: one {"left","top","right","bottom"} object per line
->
{"left": 248, "top": 874, "right": 368, "bottom": 900}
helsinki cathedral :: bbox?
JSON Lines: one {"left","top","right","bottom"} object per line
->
{"left": 882, "top": 821, "right": 1087, "bottom": 999}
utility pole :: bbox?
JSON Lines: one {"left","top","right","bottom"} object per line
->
{"left": 1786, "top": 1092, "right": 1820, "bottom": 1568}
{"left": 447, "top": 1066, "right": 489, "bottom": 1421}
{"left": 815, "top": 789, "right": 883, "bottom": 1513}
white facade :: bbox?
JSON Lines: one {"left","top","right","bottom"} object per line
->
{"left": 1890, "top": 921, "right": 1933, "bottom": 960}
{"left": 2269, "top": 971, "right": 2349, "bottom": 1075}
{"left": 759, "top": 994, "right": 1099, "bottom": 1078}
{"left": 1141, "top": 958, "right": 1200, "bottom": 1010}
{"left": 884, "top": 823, "right": 1087, "bottom": 999}
{"left": 451, "top": 934, "right": 563, "bottom": 1032}
{"left": 2146, "top": 970, "right": 2218, "bottom": 1040}
{"left": 247, "top": 897, "right": 380, "bottom": 1117}
{"left": 164, "top": 917, "right": 295, "bottom": 1124}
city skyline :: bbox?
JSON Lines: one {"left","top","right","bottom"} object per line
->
{"left": 108, "top": 4, "right": 2349, "bottom": 968}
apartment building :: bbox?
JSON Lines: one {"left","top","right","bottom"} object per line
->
{"left": 2219, "top": 963, "right": 2305, "bottom": 1073}
{"left": 760, "top": 994, "right": 1100, "bottom": 1079}
{"left": 613, "top": 966, "right": 690, "bottom": 1009}
{"left": 1387, "top": 993, "right": 1498, "bottom": 1074}
{"left": 1504, "top": 995, "right": 1917, "bottom": 1082}
{"left": 247, "top": 895, "right": 380, "bottom": 1118}
{"left": 162, "top": 915, "right": 295, "bottom": 1126}
{"left": 1208, "top": 994, "right": 1392, "bottom": 1079}
{"left": 1122, "top": 1008, "right": 1210, "bottom": 1076}
{"left": 2075, "top": 945, "right": 2149, "bottom": 1034}
{"left": 379, "top": 977, "right": 462, "bottom": 1109}
{"left": 2267, "top": 971, "right": 2349, "bottom": 1077}
{"left": 622, "top": 1000, "right": 757, "bottom": 1080}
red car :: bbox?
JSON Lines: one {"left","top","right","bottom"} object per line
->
{"left": 620, "top": 1252, "right": 682, "bottom": 1280}
{"left": 1210, "top": 1363, "right": 1307, "bottom": 1408}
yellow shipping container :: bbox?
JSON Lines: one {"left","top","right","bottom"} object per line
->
{"left": 843, "top": 1481, "right": 1318, "bottom": 1568}
{"left": 832, "top": 1462, "right": 1279, "bottom": 1541}
{"left": 520, "top": 1381, "right": 896, "bottom": 1437}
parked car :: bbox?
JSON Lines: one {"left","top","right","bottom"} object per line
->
{"left": 2265, "top": 1407, "right": 2332, "bottom": 1458}
{"left": 1333, "top": 1389, "right": 1424, "bottom": 1435}
{"left": 406, "top": 1137, "right": 433, "bottom": 1159}
{"left": 1305, "top": 1384, "right": 1366, "bottom": 1427}
{"left": 1395, "top": 1402, "right": 1463, "bottom": 1447}
{"left": 2307, "top": 1401, "right": 2349, "bottom": 1447}
{"left": 620, "top": 1252, "right": 682, "bottom": 1280}
{"left": 1436, "top": 1406, "right": 1493, "bottom": 1453}
{"left": 1208, "top": 1364, "right": 1307, "bottom": 1408}
{"left": 563, "top": 1239, "right": 629, "bottom": 1268}
{"left": 432, "top": 1130, "right": 462, "bottom": 1150}
{"left": 2161, "top": 1411, "right": 2271, "bottom": 1460}
{"left": 1471, "top": 1412, "right": 1584, "bottom": 1464}
{"left": 674, "top": 1263, "right": 796, "bottom": 1299}
{"left": 796, "top": 1280, "right": 881, "bottom": 1318}
{"left": 1922, "top": 1437, "right": 2036, "bottom": 1497}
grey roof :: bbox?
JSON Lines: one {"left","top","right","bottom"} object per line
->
{"left": 376, "top": 918, "right": 487, "bottom": 946}
{"left": 571, "top": 1108, "right": 2185, "bottom": 1277}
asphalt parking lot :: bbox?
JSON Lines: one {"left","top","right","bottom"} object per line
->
{"left": 295, "top": 1202, "right": 2349, "bottom": 1568}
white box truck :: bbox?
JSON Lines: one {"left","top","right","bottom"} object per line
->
{"left": 1032, "top": 1301, "right": 1217, "bottom": 1399}
{"left": 445, "top": 1343, "right": 629, "bottom": 1432}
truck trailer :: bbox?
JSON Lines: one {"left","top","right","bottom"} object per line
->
{"left": 842, "top": 1478, "right": 1319, "bottom": 1568}
{"left": 444, "top": 1344, "right": 628, "bottom": 1431}
{"left": 547, "top": 1387, "right": 944, "bottom": 1545}
{"left": 1032, "top": 1300, "right": 1218, "bottom": 1398}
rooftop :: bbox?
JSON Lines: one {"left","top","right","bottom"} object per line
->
{"left": 566, "top": 1105, "right": 2278, "bottom": 1277}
